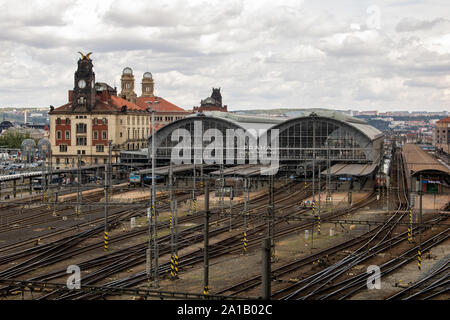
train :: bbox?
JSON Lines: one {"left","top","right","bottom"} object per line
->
{"left": 295, "top": 160, "right": 327, "bottom": 177}
{"left": 32, "top": 175, "right": 63, "bottom": 190}
{"left": 129, "top": 171, "right": 163, "bottom": 185}
{"left": 214, "top": 177, "right": 244, "bottom": 198}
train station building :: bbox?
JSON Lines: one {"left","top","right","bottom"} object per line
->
{"left": 48, "top": 54, "right": 190, "bottom": 168}
{"left": 146, "top": 110, "right": 384, "bottom": 190}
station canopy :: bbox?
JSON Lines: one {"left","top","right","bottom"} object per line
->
{"left": 147, "top": 109, "right": 384, "bottom": 167}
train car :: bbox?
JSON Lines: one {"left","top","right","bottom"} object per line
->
{"left": 214, "top": 177, "right": 244, "bottom": 197}
{"left": 129, "top": 172, "right": 163, "bottom": 185}
{"left": 129, "top": 172, "right": 142, "bottom": 184}
{"left": 32, "top": 177, "right": 43, "bottom": 190}
{"left": 295, "top": 160, "right": 327, "bottom": 177}
{"left": 32, "top": 175, "right": 61, "bottom": 190}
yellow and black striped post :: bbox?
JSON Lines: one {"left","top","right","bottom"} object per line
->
{"left": 104, "top": 231, "right": 109, "bottom": 251}
{"left": 203, "top": 285, "right": 209, "bottom": 296}
{"left": 243, "top": 232, "right": 248, "bottom": 253}
{"left": 170, "top": 253, "right": 179, "bottom": 279}
{"left": 191, "top": 199, "right": 197, "bottom": 214}
{"left": 417, "top": 250, "right": 422, "bottom": 270}
{"left": 408, "top": 209, "right": 412, "bottom": 243}
{"left": 317, "top": 216, "right": 321, "bottom": 234}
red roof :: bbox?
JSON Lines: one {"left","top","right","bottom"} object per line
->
{"left": 437, "top": 117, "right": 450, "bottom": 123}
{"left": 110, "top": 95, "right": 143, "bottom": 111}
{"left": 149, "top": 123, "right": 166, "bottom": 132}
{"left": 136, "top": 96, "right": 186, "bottom": 112}
{"left": 53, "top": 93, "right": 143, "bottom": 113}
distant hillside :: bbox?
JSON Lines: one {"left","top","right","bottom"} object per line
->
{"left": 233, "top": 108, "right": 349, "bottom": 118}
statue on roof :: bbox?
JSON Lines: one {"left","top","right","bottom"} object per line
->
{"left": 78, "top": 51, "right": 92, "bottom": 61}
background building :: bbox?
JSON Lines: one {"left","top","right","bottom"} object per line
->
{"left": 49, "top": 55, "right": 191, "bottom": 168}
{"left": 434, "top": 117, "right": 450, "bottom": 155}
{"left": 193, "top": 88, "right": 228, "bottom": 113}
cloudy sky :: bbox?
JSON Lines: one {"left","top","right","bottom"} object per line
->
{"left": 1, "top": 0, "right": 450, "bottom": 112}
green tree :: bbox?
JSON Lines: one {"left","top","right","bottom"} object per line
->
{"left": 0, "top": 131, "right": 33, "bottom": 149}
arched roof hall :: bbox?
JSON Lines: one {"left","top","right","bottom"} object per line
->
{"left": 147, "top": 110, "right": 384, "bottom": 168}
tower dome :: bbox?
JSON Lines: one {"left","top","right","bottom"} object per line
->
{"left": 123, "top": 67, "right": 133, "bottom": 75}
{"left": 120, "top": 67, "right": 137, "bottom": 103}
{"left": 141, "top": 71, "right": 155, "bottom": 98}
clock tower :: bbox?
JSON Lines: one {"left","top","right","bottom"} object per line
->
{"left": 73, "top": 52, "right": 96, "bottom": 111}
{"left": 120, "top": 67, "right": 137, "bottom": 103}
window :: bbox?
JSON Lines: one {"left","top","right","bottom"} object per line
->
{"left": 82, "top": 150, "right": 86, "bottom": 155}
{"left": 120, "top": 132, "right": 123, "bottom": 138}
{"left": 102, "top": 131, "right": 107, "bottom": 140}
{"left": 102, "top": 118, "right": 107, "bottom": 125}
{"left": 65, "top": 130, "right": 70, "bottom": 140}
{"left": 93, "top": 130, "right": 98, "bottom": 140}
{"left": 65, "top": 118, "right": 70, "bottom": 125}
{"left": 56, "top": 118, "right": 61, "bottom": 125}
{"left": 59, "top": 144, "right": 67, "bottom": 152}
{"left": 76, "top": 123, "right": 87, "bottom": 134}
{"left": 103, "top": 158, "right": 107, "bottom": 164}
{"left": 56, "top": 130, "right": 62, "bottom": 140}
{"left": 96, "top": 145, "right": 104, "bottom": 152}
{"left": 65, "top": 158, "right": 69, "bottom": 164}
{"left": 94, "top": 118, "right": 98, "bottom": 125}
{"left": 126, "top": 83, "right": 130, "bottom": 89}
{"left": 120, "top": 119, "right": 123, "bottom": 125}
{"left": 56, "top": 158, "right": 60, "bottom": 165}
{"left": 94, "top": 158, "right": 98, "bottom": 164}
{"left": 76, "top": 137, "right": 87, "bottom": 146}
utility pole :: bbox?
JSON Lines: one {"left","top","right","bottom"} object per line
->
{"left": 148, "top": 110, "right": 159, "bottom": 287}
{"left": 203, "top": 180, "right": 210, "bottom": 296}
{"left": 219, "top": 164, "right": 224, "bottom": 215}
{"left": 267, "top": 174, "right": 275, "bottom": 261}
{"left": 108, "top": 140, "right": 112, "bottom": 192}
{"left": 104, "top": 163, "right": 109, "bottom": 251}
{"left": 318, "top": 163, "right": 321, "bottom": 235}
{"left": 326, "top": 142, "right": 331, "bottom": 209}
{"left": 418, "top": 173, "right": 423, "bottom": 270}
{"left": 261, "top": 237, "right": 271, "bottom": 300}
{"left": 192, "top": 162, "right": 196, "bottom": 213}
{"left": 243, "top": 177, "right": 248, "bottom": 254}
{"left": 76, "top": 154, "right": 81, "bottom": 215}
{"left": 169, "top": 162, "right": 178, "bottom": 280}
{"left": 48, "top": 149, "right": 53, "bottom": 207}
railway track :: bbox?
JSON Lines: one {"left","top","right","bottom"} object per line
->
{"left": 0, "top": 180, "right": 310, "bottom": 299}
{"left": 35, "top": 183, "right": 375, "bottom": 300}
{"left": 269, "top": 149, "right": 449, "bottom": 300}
{"left": 0, "top": 180, "right": 301, "bottom": 296}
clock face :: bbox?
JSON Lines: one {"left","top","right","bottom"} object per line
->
{"left": 78, "top": 79, "right": 86, "bottom": 89}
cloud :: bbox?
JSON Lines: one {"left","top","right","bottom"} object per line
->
{"left": 0, "top": 0, "right": 449, "bottom": 112}
{"left": 396, "top": 17, "right": 450, "bottom": 32}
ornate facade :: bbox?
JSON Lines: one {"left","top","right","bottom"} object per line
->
{"left": 48, "top": 53, "right": 190, "bottom": 168}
